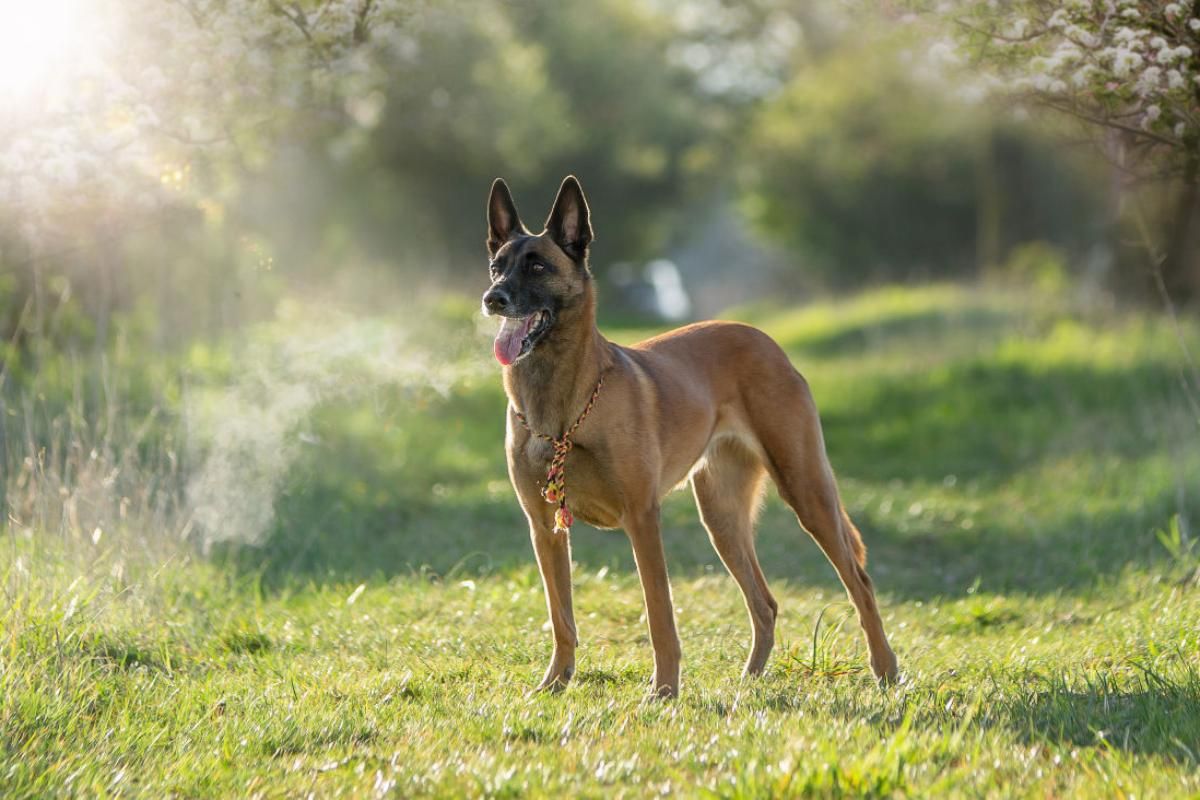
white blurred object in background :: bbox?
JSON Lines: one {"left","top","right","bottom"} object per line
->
{"left": 645, "top": 259, "right": 691, "bottom": 321}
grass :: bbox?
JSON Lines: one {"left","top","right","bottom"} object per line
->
{"left": 3, "top": 284, "right": 1200, "bottom": 797}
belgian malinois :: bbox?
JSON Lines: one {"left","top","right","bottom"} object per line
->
{"left": 483, "top": 175, "right": 898, "bottom": 698}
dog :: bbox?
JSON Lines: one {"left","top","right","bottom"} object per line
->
{"left": 482, "top": 175, "right": 898, "bottom": 698}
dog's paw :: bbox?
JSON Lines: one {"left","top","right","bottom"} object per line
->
{"left": 741, "top": 663, "right": 769, "bottom": 680}
{"left": 528, "top": 679, "right": 567, "bottom": 697}
{"left": 529, "top": 664, "right": 574, "bottom": 696}
{"left": 645, "top": 681, "right": 679, "bottom": 701}
{"left": 871, "top": 651, "right": 900, "bottom": 686}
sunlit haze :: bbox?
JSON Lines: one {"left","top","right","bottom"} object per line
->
{"left": 0, "top": 0, "right": 92, "bottom": 102}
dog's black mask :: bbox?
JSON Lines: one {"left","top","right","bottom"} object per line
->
{"left": 482, "top": 176, "right": 593, "bottom": 366}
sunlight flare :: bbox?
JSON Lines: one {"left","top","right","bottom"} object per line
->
{"left": 0, "top": 0, "right": 94, "bottom": 102}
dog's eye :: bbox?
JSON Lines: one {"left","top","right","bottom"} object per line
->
{"left": 530, "top": 262, "right": 545, "bottom": 273}
{"left": 488, "top": 262, "right": 500, "bottom": 279}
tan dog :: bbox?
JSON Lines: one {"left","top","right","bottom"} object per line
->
{"left": 483, "top": 175, "right": 898, "bottom": 697}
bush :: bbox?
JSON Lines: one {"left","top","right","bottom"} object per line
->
{"left": 739, "top": 36, "right": 1103, "bottom": 290}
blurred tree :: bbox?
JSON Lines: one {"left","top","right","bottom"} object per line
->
{"left": 738, "top": 37, "right": 1103, "bottom": 288}
{"left": 930, "top": 0, "right": 1200, "bottom": 302}
{"left": 0, "top": 0, "right": 423, "bottom": 346}
{"left": 0, "top": 0, "right": 1138, "bottom": 357}
{"left": 330, "top": 0, "right": 732, "bottom": 272}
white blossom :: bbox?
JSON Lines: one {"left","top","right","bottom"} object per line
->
{"left": 935, "top": 0, "right": 1200, "bottom": 171}
{"left": 929, "top": 40, "right": 963, "bottom": 66}
{"left": 1111, "top": 49, "right": 1143, "bottom": 77}
{"left": 1135, "top": 66, "right": 1162, "bottom": 96}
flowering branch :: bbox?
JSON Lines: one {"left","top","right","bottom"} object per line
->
{"left": 936, "top": 0, "right": 1200, "bottom": 180}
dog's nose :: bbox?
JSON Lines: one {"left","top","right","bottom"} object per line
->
{"left": 483, "top": 288, "right": 511, "bottom": 315}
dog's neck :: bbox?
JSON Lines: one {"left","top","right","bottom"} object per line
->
{"left": 503, "top": 284, "right": 611, "bottom": 435}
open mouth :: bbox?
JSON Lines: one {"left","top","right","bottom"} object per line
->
{"left": 493, "top": 309, "right": 552, "bottom": 365}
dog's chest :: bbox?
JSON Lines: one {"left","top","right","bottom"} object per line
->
{"left": 516, "top": 437, "right": 623, "bottom": 529}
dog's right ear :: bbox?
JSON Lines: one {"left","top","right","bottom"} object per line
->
{"left": 487, "top": 178, "right": 525, "bottom": 258}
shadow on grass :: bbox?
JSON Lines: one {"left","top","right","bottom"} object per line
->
{"left": 819, "top": 359, "right": 1184, "bottom": 485}
{"left": 1002, "top": 676, "right": 1200, "bottom": 762}
{"left": 734, "top": 665, "right": 1200, "bottom": 763}
{"left": 671, "top": 481, "right": 1195, "bottom": 599}
{"left": 222, "top": 478, "right": 1195, "bottom": 601}
{"left": 223, "top": 354, "right": 1194, "bottom": 598}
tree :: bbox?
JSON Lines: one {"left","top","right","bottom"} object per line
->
{"left": 930, "top": 0, "right": 1200, "bottom": 300}
{"left": 739, "top": 31, "right": 1103, "bottom": 289}
{"left": 0, "top": 0, "right": 425, "bottom": 346}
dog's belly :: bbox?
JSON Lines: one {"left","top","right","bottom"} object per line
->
{"left": 562, "top": 464, "right": 624, "bottom": 529}
{"left": 571, "top": 500, "right": 622, "bottom": 530}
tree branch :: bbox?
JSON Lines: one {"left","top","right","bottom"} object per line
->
{"left": 1039, "top": 98, "right": 1181, "bottom": 149}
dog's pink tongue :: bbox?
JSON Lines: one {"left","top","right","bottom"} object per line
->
{"left": 494, "top": 316, "right": 533, "bottom": 365}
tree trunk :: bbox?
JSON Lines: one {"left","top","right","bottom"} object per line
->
{"left": 975, "top": 129, "right": 1001, "bottom": 274}
{"left": 1161, "top": 152, "right": 1200, "bottom": 305}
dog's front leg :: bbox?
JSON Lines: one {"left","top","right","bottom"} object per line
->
{"left": 626, "top": 506, "right": 681, "bottom": 698}
{"left": 529, "top": 521, "right": 577, "bottom": 692}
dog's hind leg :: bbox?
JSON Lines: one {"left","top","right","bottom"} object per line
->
{"left": 691, "top": 439, "right": 778, "bottom": 677}
{"left": 753, "top": 374, "right": 899, "bottom": 683}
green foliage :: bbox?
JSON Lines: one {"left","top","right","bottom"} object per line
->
{"left": 777, "top": 604, "right": 866, "bottom": 680}
{"left": 1155, "top": 514, "right": 1199, "bottom": 586}
{"left": 3, "top": 0, "right": 1133, "bottom": 372}
{"left": 740, "top": 36, "right": 1104, "bottom": 288}
{"left": 742, "top": 39, "right": 980, "bottom": 285}
{"left": 996, "top": 241, "right": 1071, "bottom": 296}
{"left": 3, "top": 0, "right": 744, "bottom": 361}
{"left": 349, "top": 0, "right": 723, "bottom": 266}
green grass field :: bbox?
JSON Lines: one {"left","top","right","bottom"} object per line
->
{"left": 3, "top": 286, "right": 1200, "bottom": 797}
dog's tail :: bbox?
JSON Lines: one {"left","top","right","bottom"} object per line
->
{"left": 841, "top": 504, "right": 868, "bottom": 567}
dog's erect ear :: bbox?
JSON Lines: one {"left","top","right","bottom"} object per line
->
{"left": 487, "top": 178, "right": 525, "bottom": 258}
{"left": 544, "top": 175, "right": 593, "bottom": 261}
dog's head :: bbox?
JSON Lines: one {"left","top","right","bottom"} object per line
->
{"left": 482, "top": 175, "right": 593, "bottom": 366}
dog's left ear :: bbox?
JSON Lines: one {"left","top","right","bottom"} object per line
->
{"left": 545, "top": 175, "right": 593, "bottom": 262}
